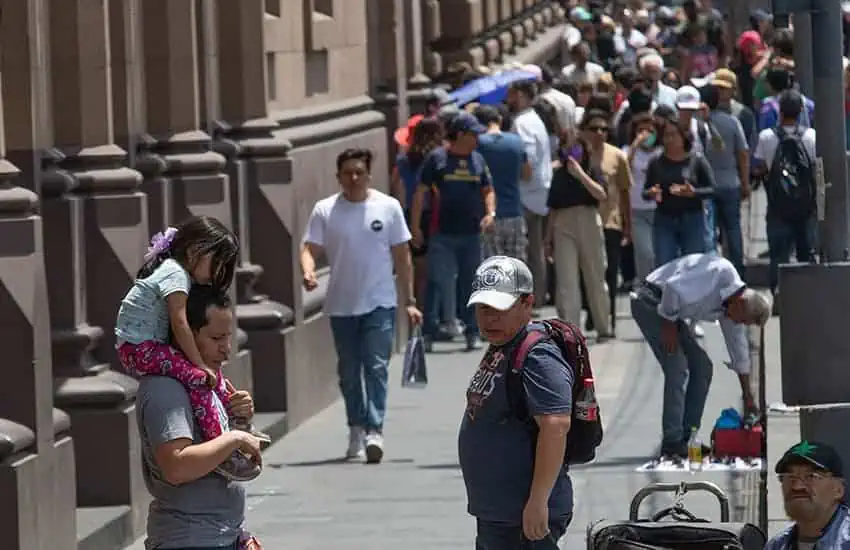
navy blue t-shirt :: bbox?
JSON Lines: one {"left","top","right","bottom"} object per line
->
{"left": 476, "top": 133, "right": 526, "bottom": 219}
{"left": 458, "top": 329, "right": 575, "bottom": 524}
{"left": 419, "top": 147, "right": 492, "bottom": 235}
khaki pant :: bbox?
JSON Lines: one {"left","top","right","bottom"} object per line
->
{"left": 552, "top": 206, "right": 610, "bottom": 333}
{"left": 524, "top": 208, "right": 548, "bottom": 306}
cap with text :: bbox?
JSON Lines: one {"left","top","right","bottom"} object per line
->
{"left": 467, "top": 256, "right": 534, "bottom": 311}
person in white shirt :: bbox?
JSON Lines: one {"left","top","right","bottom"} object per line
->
{"left": 612, "top": 53, "right": 679, "bottom": 132}
{"left": 301, "top": 148, "right": 423, "bottom": 464}
{"left": 508, "top": 80, "right": 553, "bottom": 310}
{"left": 562, "top": 42, "right": 605, "bottom": 86}
{"left": 630, "top": 253, "right": 771, "bottom": 459}
{"left": 752, "top": 90, "right": 818, "bottom": 297}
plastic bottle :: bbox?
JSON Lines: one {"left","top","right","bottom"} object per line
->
{"left": 687, "top": 427, "right": 703, "bottom": 472}
{"left": 575, "top": 378, "right": 598, "bottom": 422}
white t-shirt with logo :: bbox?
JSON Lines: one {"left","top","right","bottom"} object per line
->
{"left": 303, "top": 190, "right": 411, "bottom": 317}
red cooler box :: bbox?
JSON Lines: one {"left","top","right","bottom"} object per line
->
{"left": 713, "top": 426, "right": 763, "bottom": 458}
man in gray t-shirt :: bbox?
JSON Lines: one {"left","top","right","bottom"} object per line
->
{"left": 136, "top": 286, "right": 261, "bottom": 549}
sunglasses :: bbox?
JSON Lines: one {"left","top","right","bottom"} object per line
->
{"left": 586, "top": 125, "right": 609, "bottom": 133}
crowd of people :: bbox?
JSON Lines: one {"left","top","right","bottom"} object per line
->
{"left": 392, "top": 0, "right": 830, "bottom": 355}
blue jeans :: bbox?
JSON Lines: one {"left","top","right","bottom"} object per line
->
{"left": 329, "top": 307, "right": 396, "bottom": 431}
{"left": 712, "top": 187, "right": 744, "bottom": 275}
{"left": 653, "top": 209, "right": 707, "bottom": 266}
{"left": 766, "top": 213, "right": 817, "bottom": 294}
{"left": 425, "top": 233, "right": 481, "bottom": 338}
{"left": 475, "top": 517, "right": 570, "bottom": 550}
{"left": 630, "top": 294, "right": 713, "bottom": 447}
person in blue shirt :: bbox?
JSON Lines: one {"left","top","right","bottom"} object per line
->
{"left": 766, "top": 441, "right": 850, "bottom": 550}
{"left": 411, "top": 112, "right": 496, "bottom": 352}
{"left": 473, "top": 104, "right": 532, "bottom": 262}
{"left": 759, "top": 68, "right": 815, "bottom": 131}
{"left": 460, "top": 256, "right": 574, "bottom": 550}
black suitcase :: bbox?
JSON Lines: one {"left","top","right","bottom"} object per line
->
{"left": 587, "top": 481, "right": 766, "bottom": 550}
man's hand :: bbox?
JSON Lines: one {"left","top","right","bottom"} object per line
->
{"left": 480, "top": 213, "right": 495, "bottom": 233}
{"left": 234, "top": 431, "right": 263, "bottom": 465}
{"left": 648, "top": 185, "right": 663, "bottom": 203}
{"left": 661, "top": 319, "right": 679, "bottom": 354}
{"left": 302, "top": 271, "right": 318, "bottom": 291}
{"left": 411, "top": 229, "right": 424, "bottom": 249}
{"left": 227, "top": 387, "right": 255, "bottom": 420}
{"left": 522, "top": 495, "right": 550, "bottom": 541}
{"left": 406, "top": 304, "right": 423, "bottom": 326}
{"left": 740, "top": 183, "right": 752, "bottom": 200}
{"left": 544, "top": 239, "right": 554, "bottom": 263}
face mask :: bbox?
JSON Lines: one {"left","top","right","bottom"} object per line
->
{"left": 642, "top": 132, "right": 657, "bottom": 148}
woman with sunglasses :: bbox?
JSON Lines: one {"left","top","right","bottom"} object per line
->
{"left": 545, "top": 109, "right": 613, "bottom": 339}
{"left": 643, "top": 116, "right": 715, "bottom": 267}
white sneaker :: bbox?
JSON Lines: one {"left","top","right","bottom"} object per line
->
{"left": 690, "top": 320, "right": 705, "bottom": 338}
{"left": 346, "top": 426, "right": 365, "bottom": 459}
{"left": 364, "top": 432, "right": 384, "bottom": 464}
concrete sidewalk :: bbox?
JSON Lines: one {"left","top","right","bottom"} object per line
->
{"left": 126, "top": 300, "right": 777, "bottom": 549}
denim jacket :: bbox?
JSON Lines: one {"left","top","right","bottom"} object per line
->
{"left": 765, "top": 505, "right": 850, "bottom": 550}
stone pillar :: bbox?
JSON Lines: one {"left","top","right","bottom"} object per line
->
{"left": 437, "top": 0, "right": 485, "bottom": 67}
{"left": 0, "top": 2, "right": 78, "bottom": 548}
{"left": 422, "top": 0, "right": 443, "bottom": 77}
{"left": 407, "top": 0, "right": 431, "bottom": 87}
{"left": 39, "top": 0, "right": 147, "bottom": 535}
{"left": 214, "top": 0, "right": 300, "bottom": 422}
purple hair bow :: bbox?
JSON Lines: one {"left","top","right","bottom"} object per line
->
{"left": 144, "top": 227, "right": 178, "bottom": 261}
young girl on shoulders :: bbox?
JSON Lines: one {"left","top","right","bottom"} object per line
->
{"left": 115, "top": 215, "right": 265, "bottom": 481}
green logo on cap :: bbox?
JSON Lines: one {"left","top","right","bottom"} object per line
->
{"left": 792, "top": 441, "right": 817, "bottom": 457}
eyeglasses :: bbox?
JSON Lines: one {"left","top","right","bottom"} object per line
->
{"left": 778, "top": 472, "right": 832, "bottom": 485}
{"left": 587, "top": 126, "right": 609, "bottom": 133}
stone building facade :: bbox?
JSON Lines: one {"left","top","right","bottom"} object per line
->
{"left": 0, "top": 1, "right": 565, "bottom": 548}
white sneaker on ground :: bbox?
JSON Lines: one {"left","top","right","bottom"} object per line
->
{"left": 346, "top": 426, "right": 365, "bottom": 459}
{"left": 364, "top": 432, "right": 384, "bottom": 464}
{"left": 690, "top": 320, "right": 705, "bottom": 338}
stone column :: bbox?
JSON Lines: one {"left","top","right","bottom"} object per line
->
{"left": 214, "top": 0, "right": 303, "bottom": 424}
{"left": 38, "top": 0, "right": 147, "bottom": 532}
{"left": 407, "top": 0, "right": 431, "bottom": 87}
{"left": 0, "top": 2, "right": 78, "bottom": 548}
{"left": 422, "top": 0, "right": 443, "bottom": 77}
{"left": 437, "top": 0, "right": 485, "bottom": 67}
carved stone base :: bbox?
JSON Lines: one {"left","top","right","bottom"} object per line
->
{"left": 237, "top": 302, "right": 296, "bottom": 413}
{"left": 284, "top": 312, "right": 337, "bottom": 431}
{"left": 0, "top": 419, "right": 39, "bottom": 550}
{"left": 50, "top": 410, "right": 77, "bottom": 550}
{"left": 54, "top": 371, "right": 145, "bottom": 526}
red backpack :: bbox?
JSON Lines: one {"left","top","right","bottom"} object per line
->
{"left": 506, "top": 319, "right": 604, "bottom": 465}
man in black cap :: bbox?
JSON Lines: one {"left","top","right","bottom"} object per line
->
{"left": 766, "top": 441, "right": 850, "bottom": 550}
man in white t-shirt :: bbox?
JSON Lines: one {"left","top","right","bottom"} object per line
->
{"left": 752, "top": 90, "right": 817, "bottom": 296}
{"left": 301, "top": 148, "right": 423, "bottom": 463}
{"left": 508, "top": 80, "right": 552, "bottom": 310}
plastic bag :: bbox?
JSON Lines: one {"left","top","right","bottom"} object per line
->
{"left": 401, "top": 327, "right": 428, "bottom": 388}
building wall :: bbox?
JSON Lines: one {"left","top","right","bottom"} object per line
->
{"left": 0, "top": 1, "right": 565, "bottom": 548}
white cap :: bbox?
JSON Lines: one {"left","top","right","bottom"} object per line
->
{"left": 676, "top": 86, "right": 702, "bottom": 111}
{"left": 467, "top": 256, "right": 534, "bottom": 311}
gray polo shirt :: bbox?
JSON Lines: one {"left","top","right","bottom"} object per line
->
{"left": 704, "top": 110, "right": 748, "bottom": 189}
{"left": 137, "top": 376, "right": 246, "bottom": 549}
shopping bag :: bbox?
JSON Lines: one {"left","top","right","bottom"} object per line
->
{"left": 401, "top": 327, "right": 428, "bottom": 388}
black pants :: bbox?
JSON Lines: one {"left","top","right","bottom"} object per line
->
{"left": 475, "top": 517, "right": 570, "bottom": 550}
{"left": 581, "top": 229, "right": 622, "bottom": 332}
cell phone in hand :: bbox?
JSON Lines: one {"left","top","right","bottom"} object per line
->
{"left": 567, "top": 143, "right": 583, "bottom": 161}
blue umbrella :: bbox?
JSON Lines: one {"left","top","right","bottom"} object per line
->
{"left": 448, "top": 70, "right": 538, "bottom": 107}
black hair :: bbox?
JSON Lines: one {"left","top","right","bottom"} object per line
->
{"left": 772, "top": 28, "right": 794, "bottom": 58}
{"left": 509, "top": 79, "right": 538, "bottom": 100}
{"left": 778, "top": 89, "right": 803, "bottom": 120}
{"left": 137, "top": 215, "right": 239, "bottom": 292}
{"left": 404, "top": 118, "right": 443, "bottom": 170}
{"left": 615, "top": 65, "right": 640, "bottom": 90}
{"left": 661, "top": 115, "right": 694, "bottom": 153}
{"left": 653, "top": 104, "right": 677, "bottom": 121}
{"left": 496, "top": 103, "right": 514, "bottom": 132}
{"left": 539, "top": 65, "right": 556, "bottom": 86}
{"left": 336, "top": 148, "right": 373, "bottom": 173}
{"left": 579, "top": 108, "right": 610, "bottom": 130}
{"left": 586, "top": 93, "right": 613, "bottom": 116}
{"left": 185, "top": 285, "right": 232, "bottom": 333}
{"left": 473, "top": 104, "right": 502, "bottom": 127}
{"left": 701, "top": 84, "right": 720, "bottom": 110}
{"left": 766, "top": 68, "right": 793, "bottom": 94}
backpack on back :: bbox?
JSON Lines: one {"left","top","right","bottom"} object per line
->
{"left": 766, "top": 126, "right": 816, "bottom": 221}
{"left": 505, "top": 319, "right": 603, "bottom": 465}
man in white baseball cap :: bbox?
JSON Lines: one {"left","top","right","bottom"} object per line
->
{"left": 675, "top": 85, "right": 702, "bottom": 112}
